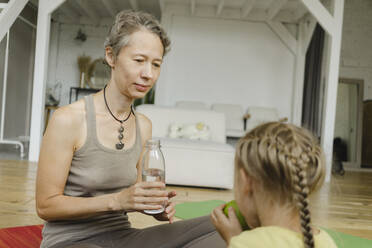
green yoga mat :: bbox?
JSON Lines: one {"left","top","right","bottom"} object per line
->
{"left": 175, "top": 200, "right": 372, "bottom": 248}
{"left": 320, "top": 227, "right": 372, "bottom": 248}
{"left": 175, "top": 200, "right": 225, "bottom": 220}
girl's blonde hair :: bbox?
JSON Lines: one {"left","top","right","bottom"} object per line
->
{"left": 235, "top": 122, "right": 325, "bottom": 248}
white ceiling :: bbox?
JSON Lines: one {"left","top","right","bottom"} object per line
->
{"left": 25, "top": 0, "right": 311, "bottom": 25}
{"left": 56, "top": 0, "right": 161, "bottom": 23}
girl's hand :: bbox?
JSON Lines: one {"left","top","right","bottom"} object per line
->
{"left": 149, "top": 191, "right": 177, "bottom": 223}
{"left": 113, "top": 181, "right": 169, "bottom": 212}
{"left": 211, "top": 204, "right": 243, "bottom": 244}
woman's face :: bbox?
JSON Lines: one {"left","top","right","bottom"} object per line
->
{"left": 106, "top": 29, "right": 164, "bottom": 99}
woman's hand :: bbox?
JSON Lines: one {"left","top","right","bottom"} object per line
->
{"left": 113, "top": 181, "right": 169, "bottom": 212}
{"left": 151, "top": 191, "right": 177, "bottom": 223}
{"left": 210, "top": 204, "right": 242, "bottom": 245}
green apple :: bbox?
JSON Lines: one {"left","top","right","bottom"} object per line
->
{"left": 223, "top": 200, "right": 249, "bottom": 230}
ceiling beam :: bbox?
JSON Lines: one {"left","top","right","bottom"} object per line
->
{"left": 75, "top": 0, "right": 99, "bottom": 23}
{"left": 299, "top": 0, "right": 334, "bottom": 36}
{"left": 267, "top": 0, "right": 287, "bottom": 20}
{"left": 293, "top": 5, "right": 308, "bottom": 21}
{"left": 0, "top": 0, "right": 28, "bottom": 42}
{"left": 216, "top": 0, "right": 224, "bottom": 16}
{"left": 267, "top": 21, "right": 297, "bottom": 54}
{"left": 184, "top": 6, "right": 296, "bottom": 23}
{"left": 101, "top": 0, "right": 117, "bottom": 17}
{"left": 303, "top": 16, "right": 317, "bottom": 53}
{"left": 241, "top": 0, "right": 255, "bottom": 18}
{"left": 129, "top": 0, "right": 139, "bottom": 11}
{"left": 190, "top": 0, "right": 196, "bottom": 15}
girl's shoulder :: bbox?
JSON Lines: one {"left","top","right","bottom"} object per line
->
{"left": 229, "top": 226, "right": 337, "bottom": 248}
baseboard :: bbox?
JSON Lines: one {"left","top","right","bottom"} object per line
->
{"left": 344, "top": 167, "right": 372, "bottom": 172}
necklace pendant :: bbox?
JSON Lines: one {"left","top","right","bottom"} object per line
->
{"left": 103, "top": 86, "right": 133, "bottom": 151}
{"left": 116, "top": 142, "right": 124, "bottom": 150}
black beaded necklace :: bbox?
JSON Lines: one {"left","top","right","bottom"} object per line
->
{"left": 103, "top": 85, "right": 134, "bottom": 150}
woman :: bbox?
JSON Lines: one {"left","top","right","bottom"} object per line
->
{"left": 36, "top": 10, "right": 224, "bottom": 248}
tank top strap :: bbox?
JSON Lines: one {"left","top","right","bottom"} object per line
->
{"left": 133, "top": 108, "right": 142, "bottom": 149}
{"left": 84, "top": 95, "right": 96, "bottom": 143}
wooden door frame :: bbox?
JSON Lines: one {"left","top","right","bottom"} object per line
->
{"left": 338, "top": 78, "right": 364, "bottom": 170}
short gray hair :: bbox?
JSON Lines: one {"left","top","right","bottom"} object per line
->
{"left": 104, "top": 10, "right": 171, "bottom": 60}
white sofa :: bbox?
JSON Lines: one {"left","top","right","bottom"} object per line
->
{"left": 211, "top": 103, "right": 248, "bottom": 138}
{"left": 136, "top": 104, "right": 235, "bottom": 189}
{"left": 246, "top": 106, "right": 288, "bottom": 132}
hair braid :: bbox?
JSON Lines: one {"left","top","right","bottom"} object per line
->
{"left": 292, "top": 157, "right": 315, "bottom": 248}
{"left": 236, "top": 122, "right": 325, "bottom": 248}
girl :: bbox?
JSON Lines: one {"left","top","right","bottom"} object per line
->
{"left": 211, "top": 122, "right": 337, "bottom": 248}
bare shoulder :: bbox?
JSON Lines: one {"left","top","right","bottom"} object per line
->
{"left": 136, "top": 112, "right": 152, "bottom": 131}
{"left": 46, "top": 100, "right": 85, "bottom": 134}
{"left": 135, "top": 112, "right": 152, "bottom": 141}
{"left": 40, "top": 99, "right": 87, "bottom": 156}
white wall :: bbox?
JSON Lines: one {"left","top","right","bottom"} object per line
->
{"left": 155, "top": 14, "right": 295, "bottom": 120}
{"left": 47, "top": 23, "right": 109, "bottom": 106}
{"left": 339, "top": 0, "right": 372, "bottom": 99}
{"left": 47, "top": 13, "right": 296, "bottom": 121}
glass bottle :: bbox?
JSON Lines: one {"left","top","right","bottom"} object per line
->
{"left": 142, "top": 139, "right": 166, "bottom": 214}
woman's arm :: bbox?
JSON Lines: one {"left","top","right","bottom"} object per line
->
{"left": 36, "top": 106, "right": 117, "bottom": 221}
{"left": 36, "top": 107, "right": 167, "bottom": 222}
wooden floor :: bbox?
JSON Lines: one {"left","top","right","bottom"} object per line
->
{"left": 0, "top": 160, "right": 371, "bottom": 240}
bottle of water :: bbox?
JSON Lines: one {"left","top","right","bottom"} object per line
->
{"left": 142, "top": 139, "right": 166, "bottom": 214}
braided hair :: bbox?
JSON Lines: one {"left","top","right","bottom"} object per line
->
{"left": 235, "top": 122, "right": 325, "bottom": 248}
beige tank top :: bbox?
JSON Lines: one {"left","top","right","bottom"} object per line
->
{"left": 41, "top": 95, "right": 142, "bottom": 248}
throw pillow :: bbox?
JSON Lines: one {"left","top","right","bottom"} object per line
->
{"left": 168, "top": 122, "right": 211, "bottom": 140}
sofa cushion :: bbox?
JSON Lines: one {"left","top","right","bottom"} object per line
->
{"left": 246, "top": 106, "right": 279, "bottom": 131}
{"left": 168, "top": 122, "right": 211, "bottom": 140}
{"left": 211, "top": 104, "right": 245, "bottom": 132}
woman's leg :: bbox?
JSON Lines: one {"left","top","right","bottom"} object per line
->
{"left": 182, "top": 231, "right": 225, "bottom": 248}
{"left": 63, "top": 245, "right": 103, "bottom": 248}
{"left": 116, "top": 215, "right": 225, "bottom": 248}
{"left": 50, "top": 216, "right": 225, "bottom": 248}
